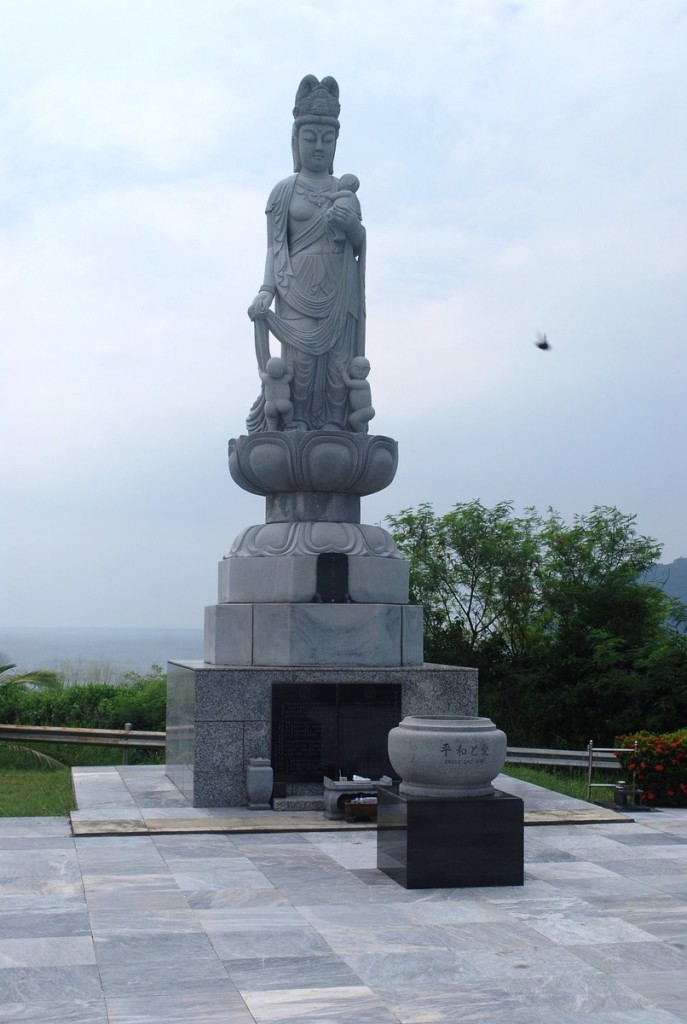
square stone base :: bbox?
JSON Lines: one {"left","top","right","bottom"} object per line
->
{"left": 166, "top": 662, "right": 478, "bottom": 807}
{"left": 377, "top": 787, "right": 524, "bottom": 888}
{"left": 204, "top": 602, "right": 424, "bottom": 667}
{"left": 219, "top": 553, "right": 409, "bottom": 605}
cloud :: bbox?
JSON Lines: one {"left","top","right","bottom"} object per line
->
{"left": 23, "top": 75, "right": 232, "bottom": 173}
{"left": 1, "top": 0, "right": 685, "bottom": 627}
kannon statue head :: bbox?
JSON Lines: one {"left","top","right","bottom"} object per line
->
{"left": 291, "top": 75, "right": 341, "bottom": 174}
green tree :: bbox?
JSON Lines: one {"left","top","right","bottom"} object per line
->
{"left": 531, "top": 507, "right": 681, "bottom": 743}
{"left": 386, "top": 500, "right": 541, "bottom": 663}
{"left": 387, "top": 501, "right": 687, "bottom": 746}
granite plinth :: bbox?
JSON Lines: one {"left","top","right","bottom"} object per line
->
{"left": 204, "top": 602, "right": 424, "bottom": 667}
{"left": 166, "top": 662, "right": 478, "bottom": 807}
{"left": 376, "top": 786, "right": 524, "bottom": 888}
{"left": 218, "top": 552, "right": 409, "bottom": 604}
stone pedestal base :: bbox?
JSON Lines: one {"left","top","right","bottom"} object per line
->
{"left": 166, "top": 662, "right": 478, "bottom": 807}
{"left": 218, "top": 550, "right": 409, "bottom": 605}
{"left": 377, "top": 787, "right": 524, "bottom": 888}
{"left": 204, "top": 602, "right": 424, "bottom": 667}
{"left": 207, "top": 514, "right": 420, "bottom": 667}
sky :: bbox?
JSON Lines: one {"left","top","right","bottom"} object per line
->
{"left": 1, "top": 0, "right": 685, "bottom": 629}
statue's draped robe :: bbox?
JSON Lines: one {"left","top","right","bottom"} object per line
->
{"left": 250, "top": 174, "right": 365, "bottom": 432}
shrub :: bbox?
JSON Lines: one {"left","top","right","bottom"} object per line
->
{"left": 0, "top": 672, "right": 167, "bottom": 731}
{"left": 615, "top": 728, "right": 687, "bottom": 807}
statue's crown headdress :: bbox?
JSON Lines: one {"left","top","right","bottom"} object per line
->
{"left": 293, "top": 75, "right": 340, "bottom": 128}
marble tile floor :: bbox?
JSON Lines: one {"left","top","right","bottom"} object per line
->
{"left": 0, "top": 766, "right": 685, "bottom": 1023}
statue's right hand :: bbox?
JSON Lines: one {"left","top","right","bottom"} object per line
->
{"left": 248, "top": 290, "right": 273, "bottom": 321}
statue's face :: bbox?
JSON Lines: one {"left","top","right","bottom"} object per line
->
{"left": 298, "top": 124, "right": 336, "bottom": 173}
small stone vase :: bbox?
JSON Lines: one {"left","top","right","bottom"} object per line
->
{"left": 246, "top": 757, "right": 273, "bottom": 809}
{"left": 388, "top": 716, "right": 507, "bottom": 798}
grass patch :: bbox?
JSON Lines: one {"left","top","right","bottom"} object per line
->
{"left": 0, "top": 742, "right": 164, "bottom": 817}
{"left": 0, "top": 743, "right": 76, "bottom": 816}
{"left": 0, "top": 767, "right": 76, "bottom": 816}
{"left": 502, "top": 762, "right": 618, "bottom": 802}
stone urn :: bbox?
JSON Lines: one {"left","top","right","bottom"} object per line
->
{"left": 388, "top": 716, "right": 507, "bottom": 798}
{"left": 246, "top": 757, "right": 273, "bottom": 809}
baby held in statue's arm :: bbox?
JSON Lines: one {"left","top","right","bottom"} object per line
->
{"left": 327, "top": 173, "right": 361, "bottom": 243}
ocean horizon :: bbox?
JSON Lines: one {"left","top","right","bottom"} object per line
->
{"left": 0, "top": 626, "right": 204, "bottom": 680}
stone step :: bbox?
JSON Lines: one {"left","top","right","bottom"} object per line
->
{"left": 272, "top": 796, "right": 324, "bottom": 813}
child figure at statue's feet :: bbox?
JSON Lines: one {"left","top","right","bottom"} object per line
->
{"left": 343, "top": 356, "right": 375, "bottom": 433}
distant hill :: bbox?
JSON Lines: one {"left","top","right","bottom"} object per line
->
{"left": 643, "top": 557, "right": 687, "bottom": 607}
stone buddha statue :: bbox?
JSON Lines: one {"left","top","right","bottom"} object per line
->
{"left": 247, "top": 74, "right": 367, "bottom": 434}
{"left": 229, "top": 74, "right": 394, "bottom": 514}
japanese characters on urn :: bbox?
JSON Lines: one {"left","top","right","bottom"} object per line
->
{"left": 388, "top": 716, "right": 507, "bottom": 798}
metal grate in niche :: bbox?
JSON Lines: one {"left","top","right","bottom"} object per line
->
{"left": 272, "top": 682, "right": 401, "bottom": 783}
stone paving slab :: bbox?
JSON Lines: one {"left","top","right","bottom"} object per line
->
{"left": 2, "top": 766, "right": 686, "bottom": 1024}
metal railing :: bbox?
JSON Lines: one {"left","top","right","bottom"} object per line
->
{"left": 1, "top": 727, "right": 636, "bottom": 790}
{"left": 506, "top": 741, "right": 639, "bottom": 804}
{"left": 0, "top": 723, "right": 165, "bottom": 764}
{"left": 584, "top": 740, "right": 638, "bottom": 804}
{"left": 506, "top": 745, "right": 620, "bottom": 770}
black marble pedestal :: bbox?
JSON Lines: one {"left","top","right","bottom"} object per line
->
{"left": 376, "top": 786, "right": 524, "bottom": 888}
